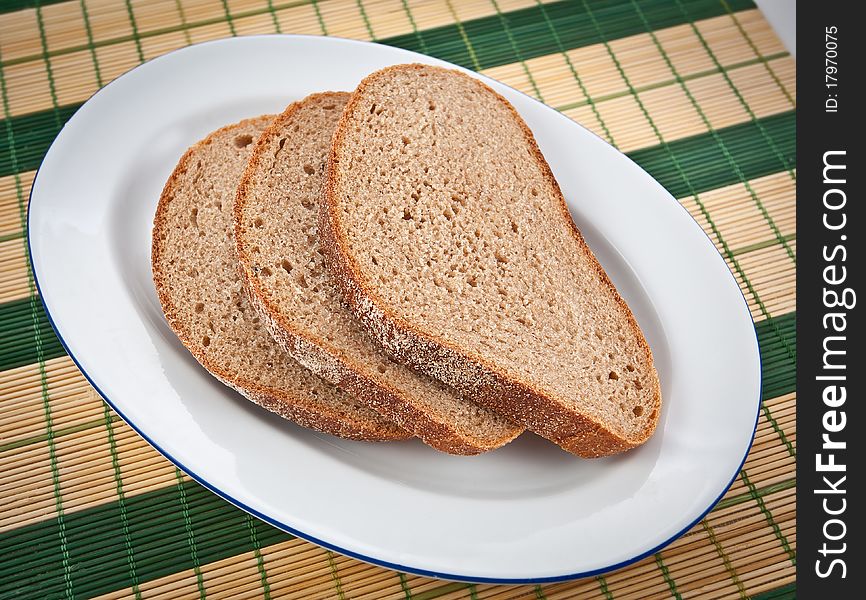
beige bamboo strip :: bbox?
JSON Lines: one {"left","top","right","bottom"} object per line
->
{"left": 725, "top": 468, "right": 793, "bottom": 503}
{"left": 0, "top": 438, "right": 55, "bottom": 471}
{"left": 137, "top": 29, "right": 190, "bottom": 60}
{"left": 132, "top": 567, "right": 205, "bottom": 599}
{"left": 1, "top": 385, "right": 100, "bottom": 446}
{"left": 750, "top": 424, "right": 788, "bottom": 452}
{"left": 740, "top": 569, "right": 794, "bottom": 598}
{"left": 740, "top": 460, "right": 795, "bottom": 487}
{"left": 758, "top": 405, "right": 797, "bottom": 433}
{"left": 473, "top": 584, "right": 550, "bottom": 600}
{"left": 698, "top": 172, "right": 795, "bottom": 225}
{"left": 716, "top": 518, "right": 795, "bottom": 556}
{"left": 741, "top": 461, "right": 796, "bottom": 489}
{"left": 737, "top": 243, "right": 796, "bottom": 280}
{"left": 737, "top": 466, "right": 794, "bottom": 495}
{"left": 605, "top": 553, "right": 698, "bottom": 590}
{"left": 704, "top": 526, "right": 783, "bottom": 564}
{"left": 2, "top": 415, "right": 111, "bottom": 477}
{"left": 1, "top": 360, "right": 96, "bottom": 431}
{"left": 744, "top": 438, "right": 795, "bottom": 465}
{"left": 709, "top": 496, "right": 795, "bottom": 533}
{"left": 397, "top": 575, "right": 473, "bottom": 600}
{"left": 745, "top": 441, "right": 796, "bottom": 467}
{"left": 733, "top": 10, "right": 790, "bottom": 58}
{"left": 660, "top": 564, "right": 744, "bottom": 599}
{"left": 702, "top": 10, "right": 788, "bottom": 61}
{"left": 127, "top": 0, "right": 189, "bottom": 33}
{"left": 764, "top": 393, "right": 795, "bottom": 444}
{"left": 229, "top": 10, "right": 281, "bottom": 38}
{"left": 711, "top": 499, "right": 794, "bottom": 543}
{"left": 677, "top": 513, "right": 792, "bottom": 560}
{"left": 197, "top": 556, "right": 268, "bottom": 599}
{"left": 0, "top": 502, "right": 57, "bottom": 532}
{"left": 619, "top": 545, "right": 784, "bottom": 598}
{"left": 725, "top": 251, "right": 796, "bottom": 318}
{"left": 748, "top": 432, "right": 790, "bottom": 460}
{"left": 263, "top": 544, "right": 339, "bottom": 574}
{"left": 266, "top": 559, "right": 408, "bottom": 599}
{"left": 547, "top": 588, "right": 612, "bottom": 600}
{"left": 701, "top": 15, "right": 782, "bottom": 59}
{"left": 345, "top": 0, "right": 409, "bottom": 40}
{"left": 0, "top": 171, "right": 33, "bottom": 238}
{"left": 0, "top": 235, "right": 25, "bottom": 260}
{"left": 266, "top": 560, "right": 356, "bottom": 598}
{"left": 684, "top": 523, "right": 784, "bottom": 564}
{"left": 607, "top": 575, "right": 678, "bottom": 600}
{"left": 0, "top": 380, "right": 101, "bottom": 422}
{"left": 1, "top": 359, "right": 84, "bottom": 401}
{"left": 729, "top": 545, "right": 794, "bottom": 576}
{"left": 318, "top": 568, "right": 418, "bottom": 600}
{"left": 0, "top": 267, "right": 30, "bottom": 305}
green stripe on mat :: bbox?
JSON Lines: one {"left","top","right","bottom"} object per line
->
{"left": 0, "top": 296, "right": 66, "bottom": 372}
{"left": 750, "top": 583, "right": 795, "bottom": 600}
{"left": 0, "top": 310, "right": 796, "bottom": 598}
{"left": 628, "top": 111, "right": 795, "bottom": 200}
{"left": 0, "top": 0, "right": 67, "bottom": 15}
{"left": 0, "top": 104, "right": 78, "bottom": 176}
{"left": 384, "top": 0, "right": 754, "bottom": 71}
{"left": 0, "top": 479, "right": 292, "bottom": 599}
{"left": 756, "top": 312, "right": 795, "bottom": 401}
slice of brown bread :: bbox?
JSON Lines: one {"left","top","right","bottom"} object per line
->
{"left": 152, "top": 116, "right": 408, "bottom": 442}
{"left": 234, "top": 92, "right": 522, "bottom": 455}
{"left": 322, "top": 64, "right": 662, "bottom": 457}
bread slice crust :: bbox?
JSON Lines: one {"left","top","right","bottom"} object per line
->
{"left": 152, "top": 116, "right": 408, "bottom": 442}
{"left": 234, "top": 93, "right": 521, "bottom": 455}
{"left": 321, "top": 65, "right": 661, "bottom": 457}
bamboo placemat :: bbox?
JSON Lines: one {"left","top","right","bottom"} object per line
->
{"left": 0, "top": 1, "right": 795, "bottom": 598}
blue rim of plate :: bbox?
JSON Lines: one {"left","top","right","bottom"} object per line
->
{"left": 26, "top": 35, "right": 763, "bottom": 584}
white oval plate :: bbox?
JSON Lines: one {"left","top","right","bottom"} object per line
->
{"left": 29, "top": 35, "right": 760, "bottom": 583}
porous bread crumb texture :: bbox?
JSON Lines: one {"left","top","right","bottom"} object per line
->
{"left": 234, "top": 93, "right": 521, "bottom": 455}
{"left": 325, "top": 65, "right": 661, "bottom": 456}
{"left": 151, "top": 116, "right": 407, "bottom": 442}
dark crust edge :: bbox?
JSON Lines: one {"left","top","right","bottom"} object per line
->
{"left": 233, "top": 93, "right": 519, "bottom": 455}
{"left": 151, "top": 115, "right": 408, "bottom": 443}
{"left": 321, "top": 64, "right": 662, "bottom": 458}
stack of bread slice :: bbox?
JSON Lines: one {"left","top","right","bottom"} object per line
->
{"left": 152, "top": 64, "right": 661, "bottom": 457}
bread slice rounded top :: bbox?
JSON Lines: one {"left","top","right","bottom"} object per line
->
{"left": 234, "top": 92, "right": 522, "bottom": 455}
{"left": 151, "top": 115, "right": 407, "bottom": 442}
{"left": 321, "top": 64, "right": 661, "bottom": 457}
